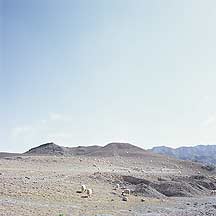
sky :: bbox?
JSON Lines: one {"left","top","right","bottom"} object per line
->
{"left": 1, "top": 0, "right": 216, "bottom": 152}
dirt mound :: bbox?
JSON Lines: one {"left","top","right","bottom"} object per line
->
{"left": 151, "top": 181, "right": 200, "bottom": 197}
{"left": 122, "top": 175, "right": 151, "bottom": 185}
{"left": 178, "top": 175, "right": 216, "bottom": 191}
{"left": 88, "top": 142, "right": 151, "bottom": 157}
{"left": 134, "top": 183, "right": 166, "bottom": 198}
{"left": 118, "top": 174, "right": 216, "bottom": 198}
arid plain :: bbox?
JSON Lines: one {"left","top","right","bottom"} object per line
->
{"left": 0, "top": 143, "right": 216, "bottom": 216}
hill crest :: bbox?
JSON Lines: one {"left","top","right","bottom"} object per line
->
{"left": 24, "top": 142, "right": 154, "bottom": 157}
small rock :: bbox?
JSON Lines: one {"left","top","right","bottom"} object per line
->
{"left": 141, "top": 198, "right": 145, "bottom": 202}
{"left": 122, "top": 196, "right": 128, "bottom": 201}
{"left": 115, "top": 184, "right": 120, "bottom": 189}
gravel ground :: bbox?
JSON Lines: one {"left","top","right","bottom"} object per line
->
{"left": 0, "top": 155, "right": 215, "bottom": 216}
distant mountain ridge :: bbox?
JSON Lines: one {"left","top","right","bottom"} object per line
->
{"left": 151, "top": 145, "right": 216, "bottom": 165}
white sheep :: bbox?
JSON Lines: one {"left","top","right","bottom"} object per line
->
{"left": 81, "top": 185, "right": 86, "bottom": 193}
{"left": 122, "top": 189, "right": 130, "bottom": 196}
{"left": 87, "top": 188, "right": 93, "bottom": 197}
{"left": 211, "top": 190, "right": 216, "bottom": 195}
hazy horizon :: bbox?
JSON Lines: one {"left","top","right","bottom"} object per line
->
{"left": 1, "top": 0, "right": 216, "bottom": 152}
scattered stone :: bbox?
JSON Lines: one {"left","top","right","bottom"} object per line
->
{"left": 115, "top": 184, "right": 120, "bottom": 190}
{"left": 122, "top": 196, "right": 128, "bottom": 201}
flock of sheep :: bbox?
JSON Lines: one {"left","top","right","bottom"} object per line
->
{"left": 80, "top": 184, "right": 131, "bottom": 201}
{"left": 81, "top": 185, "right": 93, "bottom": 197}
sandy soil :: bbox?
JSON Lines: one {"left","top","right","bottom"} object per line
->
{"left": 0, "top": 155, "right": 215, "bottom": 216}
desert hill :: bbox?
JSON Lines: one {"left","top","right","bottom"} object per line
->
{"left": 25, "top": 142, "right": 70, "bottom": 155}
{"left": 25, "top": 142, "right": 161, "bottom": 158}
{"left": 25, "top": 142, "right": 101, "bottom": 156}
{"left": 88, "top": 142, "right": 155, "bottom": 157}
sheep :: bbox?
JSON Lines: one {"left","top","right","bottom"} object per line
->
{"left": 211, "top": 190, "right": 216, "bottom": 195}
{"left": 87, "top": 188, "right": 93, "bottom": 197}
{"left": 122, "top": 189, "right": 130, "bottom": 196}
{"left": 81, "top": 185, "right": 86, "bottom": 193}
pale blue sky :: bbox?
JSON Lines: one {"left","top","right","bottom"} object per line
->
{"left": 1, "top": 0, "right": 216, "bottom": 152}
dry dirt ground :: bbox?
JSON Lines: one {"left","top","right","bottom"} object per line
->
{"left": 0, "top": 155, "right": 216, "bottom": 216}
